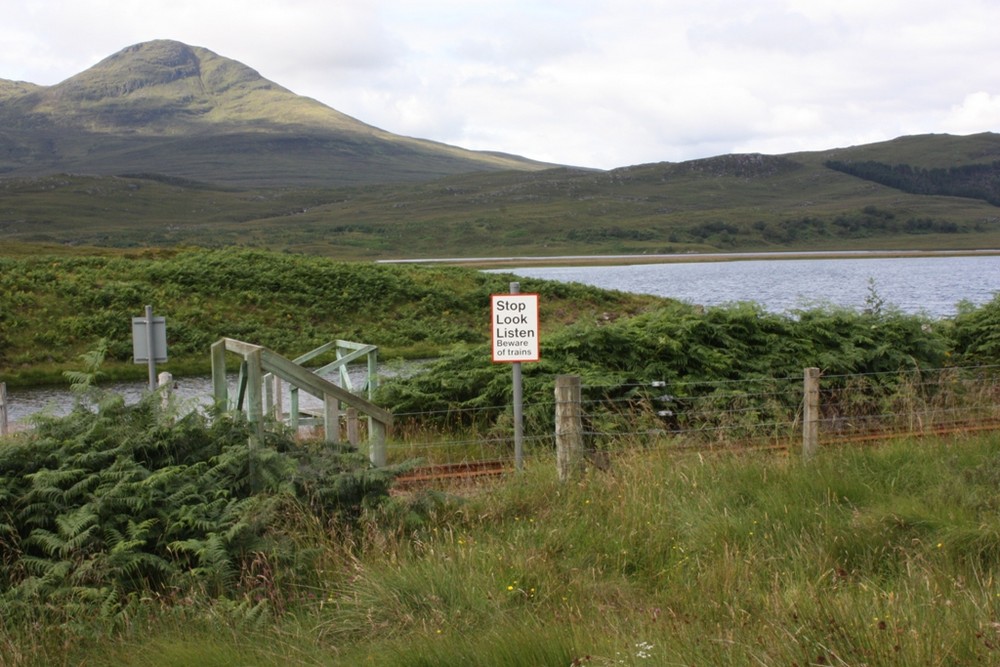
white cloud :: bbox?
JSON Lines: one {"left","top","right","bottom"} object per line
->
{"left": 2, "top": 0, "right": 1000, "bottom": 168}
{"left": 944, "top": 92, "right": 1000, "bottom": 134}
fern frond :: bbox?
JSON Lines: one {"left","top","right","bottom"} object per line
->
{"left": 25, "top": 467, "right": 88, "bottom": 493}
{"left": 55, "top": 505, "right": 99, "bottom": 540}
{"left": 23, "top": 529, "right": 66, "bottom": 558}
{"left": 19, "top": 553, "right": 63, "bottom": 577}
{"left": 126, "top": 518, "right": 159, "bottom": 543}
{"left": 167, "top": 537, "right": 205, "bottom": 557}
{"left": 58, "top": 524, "right": 101, "bottom": 558}
{"left": 17, "top": 502, "right": 58, "bottom": 528}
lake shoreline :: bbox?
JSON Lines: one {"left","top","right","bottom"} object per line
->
{"left": 378, "top": 248, "right": 1000, "bottom": 269}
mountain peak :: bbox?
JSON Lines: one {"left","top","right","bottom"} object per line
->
{"left": 0, "top": 40, "right": 556, "bottom": 186}
{"left": 65, "top": 40, "right": 210, "bottom": 98}
{"left": 41, "top": 39, "right": 319, "bottom": 132}
{"left": 76, "top": 40, "right": 289, "bottom": 98}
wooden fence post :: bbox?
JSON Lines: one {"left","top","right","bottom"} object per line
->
{"left": 803, "top": 367, "right": 820, "bottom": 459}
{"left": 273, "top": 376, "right": 283, "bottom": 421}
{"left": 370, "top": 420, "right": 387, "bottom": 467}
{"left": 0, "top": 382, "right": 8, "bottom": 436}
{"left": 555, "top": 375, "right": 584, "bottom": 482}
{"left": 323, "top": 394, "right": 340, "bottom": 444}
{"left": 264, "top": 374, "right": 275, "bottom": 417}
{"left": 211, "top": 340, "right": 228, "bottom": 410}
{"left": 346, "top": 408, "right": 360, "bottom": 446}
{"left": 290, "top": 388, "right": 300, "bottom": 431}
{"left": 246, "top": 349, "right": 264, "bottom": 444}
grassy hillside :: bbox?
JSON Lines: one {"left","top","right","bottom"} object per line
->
{"left": 0, "top": 247, "right": 662, "bottom": 386}
{"left": 2, "top": 134, "right": 1000, "bottom": 259}
{"left": 816, "top": 131, "right": 1000, "bottom": 168}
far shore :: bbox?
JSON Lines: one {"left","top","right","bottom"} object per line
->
{"left": 376, "top": 248, "right": 1000, "bottom": 269}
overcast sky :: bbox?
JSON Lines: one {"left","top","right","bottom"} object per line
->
{"left": 3, "top": 0, "right": 1000, "bottom": 170}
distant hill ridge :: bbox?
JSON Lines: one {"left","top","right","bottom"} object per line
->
{"left": 3, "top": 40, "right": 1000, "bottom": 259}
{"left": 0, "top": 40, "right": 555, "bottom": 186}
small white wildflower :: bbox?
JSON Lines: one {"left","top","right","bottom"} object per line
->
{"left": 635, "top": 641, "right": 654, "bottom": 659}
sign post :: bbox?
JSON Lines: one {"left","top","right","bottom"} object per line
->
{"left": 132, "top": 305, "right": 167, "bottom": 392}
{"left": 491, "top": 283, "right": 540, "bottom": 470}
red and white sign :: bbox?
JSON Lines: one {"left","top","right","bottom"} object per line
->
{"left": 491, "top": 293, "right": 540, "bottom": 363}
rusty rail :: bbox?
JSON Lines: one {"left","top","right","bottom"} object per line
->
{"left": 390, "top": 417, "right": 1000, "bottom": 489}
{"left": 394, "top": 460, "right": 511, "bottom": 488}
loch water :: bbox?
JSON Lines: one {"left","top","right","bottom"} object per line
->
{"left": 491, "top": 254, "right": 999, "bottom": 318}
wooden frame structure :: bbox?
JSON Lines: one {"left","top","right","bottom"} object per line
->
{"left": 211, "top": 338, "right": 392, "bottom": 465}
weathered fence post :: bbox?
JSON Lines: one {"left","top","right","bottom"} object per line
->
{"left": 144, "top": 305, "right": 158, "bottom": 392}
{"left": 273, "top": 376, "right": 283, "bottom": 420}
{"left": 211, "top": 340, "right": 228, "bottom": 410}
{"left": 370, "top": 420, "right": 387, "bottom": 467}
{"left": 0, "top": 382, "right": 8, "bottom": 436}
{"left": 157, "top": 372, "right": 173, "bottom": 413}
{"left": 555, "top": 374, "right": 584, "bottom": 482}
{"left": 323, "top": 394, "right": 340, "bottom": 444}
{"left": 367, "top": 347, "right": 378, "bottom": 450}
{"left": 264, "top": 373, "right": 275, "bottom": 416}
{"left": 803, "top": 367, "right": 820, "bottom": 459}
{"left": 346, "top": 407, "right": 360, "bottom": 446}
{"left": 246, "top": 348, "right": 264, "bottom": 444}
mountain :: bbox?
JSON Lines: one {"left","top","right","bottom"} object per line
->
{"left": 2, "top": 41, "right": 999, "bottom": 258}
{"left": 2, "top": 132, "right": 999, "bottom": 259}
{"left": 0, "top": 40, "right": 555, "bottom": 187}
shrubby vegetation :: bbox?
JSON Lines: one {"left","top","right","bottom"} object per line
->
{"left": 3, "top": 246, "right": 997, "bottom": 432}
{"left": 2, "top": 248, "right": 1000, "bottom": 664}
{"left": 0, "top": 248, "right": 657, "bottom": 384}
{"left": 827, "top": 159, "right": 1000, "bottom": 206}
{"left": 378, "top": 290, "right": 1000, "bottom": 431}
{"left": 667, "top": 207, "right": 977, "bottom": 248}
{"left": 951, "top": 295, "right": 1000, "bottom": 364}
{"left": 0, "top": 369, "right": 407, "bottom": 626}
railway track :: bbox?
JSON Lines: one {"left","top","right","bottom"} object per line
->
{"left": 391, "top": 419, "right": 1000, "bottom": 489}
{"left": 393, "top": 459, "right": 511, "bottom": 489}
{"left": 821, "top": 418, "right": 1000, "bottom": 445}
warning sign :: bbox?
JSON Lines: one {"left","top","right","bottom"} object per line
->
{"left": 491, "top": 293, "right": 540, "bottom": 363}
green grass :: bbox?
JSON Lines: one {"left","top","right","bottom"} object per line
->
{"left": 8, "top": 432, "right": 1000, "bottom": 666}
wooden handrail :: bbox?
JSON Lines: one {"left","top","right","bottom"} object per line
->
{"left": 211, "top": 338, "right": 391, "bottom": 465}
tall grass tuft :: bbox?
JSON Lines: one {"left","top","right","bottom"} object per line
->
{"left": 320, "top": 434, "right": 1000, "bottom": 665}
{"left": 6, "top": 432, "right": 1000, "bottom": 665}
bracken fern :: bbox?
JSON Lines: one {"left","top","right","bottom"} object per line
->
{"left": 0, "top": 370, "right": 408, "bottom": 624}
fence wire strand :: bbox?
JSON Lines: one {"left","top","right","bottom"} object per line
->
{"left": 383, "top": 365, "right": 1000, "bottom": 467}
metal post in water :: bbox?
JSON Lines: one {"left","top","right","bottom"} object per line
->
{"left": 145, "top": 305, "right": 157, "bottom": 392}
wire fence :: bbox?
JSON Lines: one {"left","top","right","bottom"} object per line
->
{"left": 817, "top": 366, "right": 1000, "bottom": 443}
{"left": 383, "top": 365, "right": 1000, "bottom": 469}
